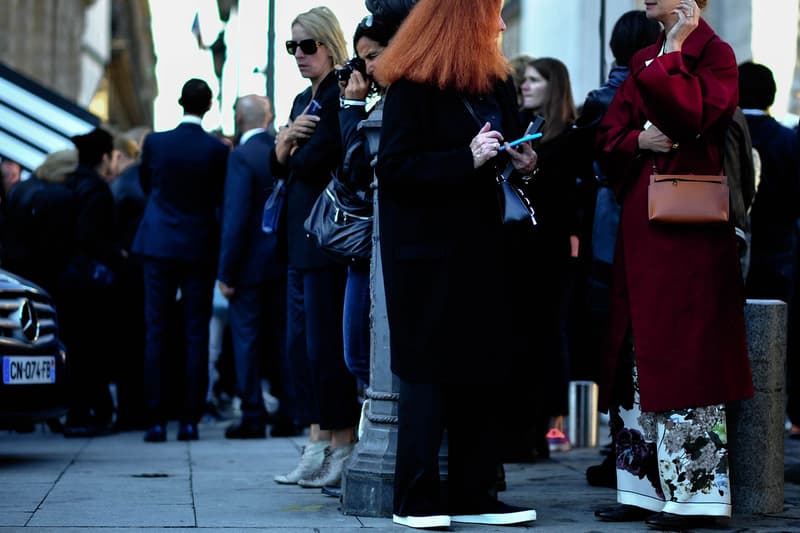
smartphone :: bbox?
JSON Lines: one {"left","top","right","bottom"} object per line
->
{"left": 499, "top": 115, "right": 545, "bottom": 151}
{"left": 305, "top": 99, "right": 323, "bottom": 116}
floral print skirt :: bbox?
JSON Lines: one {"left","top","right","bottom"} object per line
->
{"left": 610, "top": 336, "right": 732, "bottom": 517}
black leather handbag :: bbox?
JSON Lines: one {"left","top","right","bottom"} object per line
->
{"left": 496, "top": 162, "right": 537, "bottom": 226}
{"left": 304, "top": 178, "right": 373, "bottom": 262}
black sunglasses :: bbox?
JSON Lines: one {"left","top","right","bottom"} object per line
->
{"left": 286, "top": 39, "right": 324, "bottom": 56}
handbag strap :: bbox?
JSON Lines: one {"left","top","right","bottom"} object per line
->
{"left": 461, "top": 96, "right": 482, "bottom": 128}
{"left": 461, "top": 96, "right": 513, "bottom": 182}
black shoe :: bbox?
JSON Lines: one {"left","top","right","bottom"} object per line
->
{"left": 586, "top": 455, "right": 617, "bottom": 488}
{"left": 594, "top": 504, "right": 654, "bottom": 522}
{"left": 496, "top": 464, "right": 507, "bottom": 492}
{"left": 321, "top": 485, "right": 342, "bottom": 498}
{"left": 177, "top": 423, "right": 199, "bottom": 441}
{"left": 47, "top": 418, "right": 64, "bottom": 434}
{"left": 144, "top": 424, "right": 167, "bottom": 442}
{"left": 225, "top": 421, "right": 266, "bottom": 439}
{"left": 645, "top": 512, "right": 719, "bottom": 530}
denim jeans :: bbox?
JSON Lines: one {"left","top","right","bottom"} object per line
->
{"left": 343, "top": 263, "right": 371, "bottom": 386}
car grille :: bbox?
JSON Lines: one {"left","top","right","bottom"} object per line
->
{"left": 0, "top": 289, "right": 57, "bottom": 350}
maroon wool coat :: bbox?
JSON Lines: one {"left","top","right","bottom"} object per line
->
{"left": 596, "top": 19, "right": 754, "bottom": 413}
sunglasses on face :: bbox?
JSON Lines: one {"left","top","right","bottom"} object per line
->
{"left": 285, "top": 39, "right": 324, "bottom": 56}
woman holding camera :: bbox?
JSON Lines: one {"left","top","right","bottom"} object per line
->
{"left": 271, "top": 6, "right": 359, "bottom": 490}
{"left": 334, "top": 8, "right": 411, "bottom": 387}
{"left": 375, "top": 0, "right": 538, "bottom": 527}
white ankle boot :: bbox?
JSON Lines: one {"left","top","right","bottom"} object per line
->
{"left": 273, "top": 440, "right": 329, "bottom": 484}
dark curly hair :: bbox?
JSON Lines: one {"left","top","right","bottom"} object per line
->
{"left": 365, "top": 0, "right": 417, "bottom": 27}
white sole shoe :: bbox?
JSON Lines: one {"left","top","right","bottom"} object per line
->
{"left": 392, "top": 514, "right": 451, "bottom": 529}
{"left": 451, "top": 508, "right": 537, "bottom": 525}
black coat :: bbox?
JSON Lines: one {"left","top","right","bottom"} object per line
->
{"left": 745, "top": 113, "right": 800, "bottom": 301}
{"left": 376, "top": 77, "right": 528, "bottom": 384}
{"left": 64, "top": 165, "right": 118, "bottom": 266}
{"left": 271, "top": 71, "right": 342, "bottom": 269}
{"left": 1, "top": 176, "right": 76, "bottom": 293}
{"left": 218, "top": 131, "right": 284, "bottom": 286}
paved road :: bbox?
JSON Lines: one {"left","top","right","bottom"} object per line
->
{"left": 1, "top": 420, "right": 799, "bottom": 531}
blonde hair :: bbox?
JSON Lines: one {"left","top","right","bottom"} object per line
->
{"left": 292, "top": 7, "right": 348, "bottom": 68}
{"left": 114, "top": 134, "right": 139, "bottom": 159}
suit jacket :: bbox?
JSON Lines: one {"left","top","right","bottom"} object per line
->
{"left": 270, "top": 71, "right": 342, "bottom": 269}
{"left": 218, "top": 131, "right": 283, "bottom": 287}
{"left": 132, "top": 121, "right": 229, "bottom": 263}
{"left": 596, "top": 19, "right": 753, "bottom": 412}
{"left": 376, "top": 77, "right": 528, "bottom": 384}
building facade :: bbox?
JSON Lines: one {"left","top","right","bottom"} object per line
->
{"left": 0, "top": 0, "right": 156, "bottom": 130}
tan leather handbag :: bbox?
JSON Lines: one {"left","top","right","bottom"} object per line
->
{"left": 648, "top": 170, "right": 730, "bottom": 224}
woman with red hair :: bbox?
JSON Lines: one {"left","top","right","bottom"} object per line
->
{"left": 375, "top": 0, "right": 538, "bottom": 528}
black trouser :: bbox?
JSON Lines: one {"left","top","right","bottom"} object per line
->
{"left": 394, "top": 379, "right": 500, "bottom": 517}
{"left": 59, "top": 281, "right": 114, "bottom": 425}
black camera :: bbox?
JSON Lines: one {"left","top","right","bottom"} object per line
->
{"left": 336, "top": 57, "right": 367, "bottom": 83}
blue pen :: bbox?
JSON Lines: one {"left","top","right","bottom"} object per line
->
{"left": 498, "top": 132, "right": 543, "bottom": 151}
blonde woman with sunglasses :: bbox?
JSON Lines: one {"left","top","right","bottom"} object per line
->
{"left": 271, "top": 7, "right": 359, "bottom": 490}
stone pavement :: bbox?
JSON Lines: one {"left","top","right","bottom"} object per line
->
{"left": 1, "top": 420, "right": 799, "bottom": 532}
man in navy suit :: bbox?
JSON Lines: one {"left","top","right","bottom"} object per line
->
{"left": 132, "top": 79, "right": 229, "bottom": 442}
{"left": 217, "top": 95, "right": 288, "bottom": 438}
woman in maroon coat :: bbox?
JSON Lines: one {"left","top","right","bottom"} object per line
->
{"left": 594, "top": 0, "right": 753, "bottom": 530}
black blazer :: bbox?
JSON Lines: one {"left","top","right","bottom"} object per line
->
{"left": 132, "top": 121, "right": 229, "bottom": 263}
{"left": 271, "top": 71, "right": 342, "bottom": 270}
{"left": 376, "top": 77, "right": 528, "bottom": 384}
{"left": 218, "top": 131, "right": 283, "bottom": 287}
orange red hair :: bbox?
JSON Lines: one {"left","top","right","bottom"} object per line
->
{"left": 375, "top": 0, "right": 510, "bottom": 95}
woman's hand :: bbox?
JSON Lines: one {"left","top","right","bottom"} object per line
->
{"left": 470, "top": 122, "right": 504, "bottom": 168}
{"left": 340, "top": 70, "right": 370, "bottom": 102}
{"left": 275, "top": 111, "right": 319, "bottom": 164}
{"left": 506, "top": 141, "right": 538, "bottom": 175}
{"left": 638, "top": 125, "right": 675, "bottom": 153}
{"left": 665, "top": 0, "right": 700, "bottom": 53}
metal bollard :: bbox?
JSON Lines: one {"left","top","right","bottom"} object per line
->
{"left": 567, "top": 380, "right": 599, "bottom": 448}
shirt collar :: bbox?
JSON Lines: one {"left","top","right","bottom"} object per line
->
{"left": 180, "top": 115, "right": 204, "bottom": 126}
{"left": 239, "top": 128, "right": 266, "bottom": 146}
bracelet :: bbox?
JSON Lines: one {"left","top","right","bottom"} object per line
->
{"left": 340, "top": 98, "right": 367, "bottom": 109}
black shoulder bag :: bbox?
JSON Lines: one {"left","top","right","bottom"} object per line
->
{"left": 461, "top": 97, "right": 537, "bottom": 227}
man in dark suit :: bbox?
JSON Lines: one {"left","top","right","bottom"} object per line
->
{"left": 217, "top": 95, "right": 287, "bottom": 439}
{"left": 132, "top": 79, "right": 229, "bottom": 442}
{"left": 739, "top": 61, "right": 800, "bottom": 437}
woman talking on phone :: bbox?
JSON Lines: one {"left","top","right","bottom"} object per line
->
{"left": 271, "top": 7, "right": 359, "bottom": 490}
{"left": 594, "top": 1, "right": 753, "bottom": 530}
{"left": 375, "top": 0, "right": 538, "bottom": 528}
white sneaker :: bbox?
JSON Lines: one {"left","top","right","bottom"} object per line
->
{"left": 451, "top": 502, "right": 536, "bottom": 525}
{"left": 273, "top": 440, "right": 328, "bottom": 484}
{"left": 297, "top": 443, "right": 355, "bottom": 488}
{"left": 392, "top": 514, "right": 451, "bottom": 529}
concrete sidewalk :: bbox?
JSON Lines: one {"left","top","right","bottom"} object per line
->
{"left": 1, "top": 420, "right": 799, "bottom": 531}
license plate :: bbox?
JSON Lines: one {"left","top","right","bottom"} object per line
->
{"left": 2, "top": 356, "right": 56, "bottom": 384}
